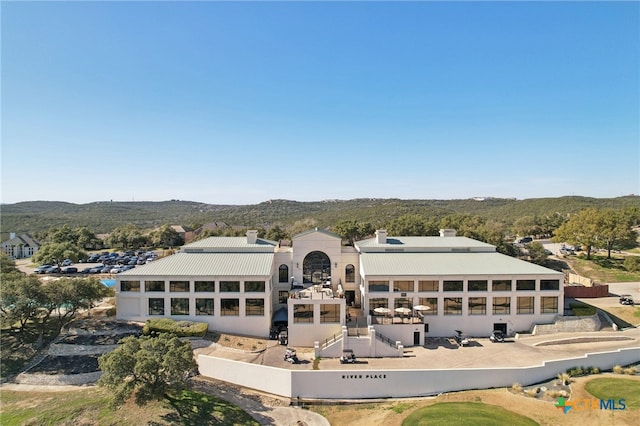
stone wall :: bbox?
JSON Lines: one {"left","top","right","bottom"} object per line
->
{"left": 531, "top": 314, "right": 601, "bottom": 335}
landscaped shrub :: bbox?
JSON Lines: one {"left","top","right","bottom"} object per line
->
{"left": 613, "top": 365, "right": 624, "bottom": 374}
{"left": 511, "top": 383, "right": 523, "bottom": 393}
{"left": 557, "top": 372, "right": 571, "bottom": 385}
{"left": 623, "top": 366, "right": 638, "bottom": 375}
{"left": 546, "top": 389, "right": 568, "bottom": 398}
{"left": 142, "top": 318, "right": 208, "bottom": 337}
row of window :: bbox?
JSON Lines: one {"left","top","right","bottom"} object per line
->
{"left": 278, "top": 264, "right": 356, "bottom": 283}
{"left": 292, "top": 304, "right": 341, "bottom": 323}
{"left": 369, "top": 296, "right": 559, "bottom": 315}
{"left": 147, "top": 298, "right": 265, "bottom": 316}
{"left": 368, "top": 279, "right": 560, "bottom": 293}
{"left": 121, "top": 280, "right": 266, "bottom": 293}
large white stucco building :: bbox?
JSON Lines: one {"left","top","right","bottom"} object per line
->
{"left": 116, "top": 228, "right": 564, "bottom": 347}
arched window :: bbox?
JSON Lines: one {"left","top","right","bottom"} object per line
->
{"left": 279, "top": 264, "right": 289, "bottom": 283}
{"left": 345, "top": 264, "right": 355, "bottom": 283}
{"left": 303, "top": 251, "right": 331, "bottom": 284}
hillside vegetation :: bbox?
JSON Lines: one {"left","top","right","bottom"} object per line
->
{"left": 2, "top": 196, "right": 639, "bottom": 237}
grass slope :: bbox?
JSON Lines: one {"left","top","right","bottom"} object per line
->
{"left": 0, "top": 388, "right": 259, "bottom": 426}
{"left": 402, "top": 402, "right": 538, "bottom": 426}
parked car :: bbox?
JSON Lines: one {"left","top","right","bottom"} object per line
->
{"left": 45, "top": 266, "right": 61, "bottom": 274}
{"left": 61, "top": 267, "right": 78, "bottom": 274}
{"left": 89, "top": 265, "right": 105, "bottom": 274}
{"left": 80, "top": 267, "right": 93, "bottom": 274}
{"left": 61, "top": 259, "right": 73, "bottom": 266}
{"left": 619, "top": 295, "right": 635, "bottom": 305}
{"left": 34, "top": 264, "right": 53, "bottom": 274}
{"left": 516, "top": 237, "right": 533, "bottom": 244}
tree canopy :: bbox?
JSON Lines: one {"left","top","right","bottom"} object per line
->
{"left": 32, "top": 241, "right": 87, "bottom": 266}
{"left": 149, "top": 224, "right": 184, "bottom": 248}
{"left": 0, "top": 275, "right": 112, "bottom": 340}
{"left": 98, "top": 333, "right": 197, "bottom": 407}
{"left": 553, "top": 208, "right": 638, "bottom": 259}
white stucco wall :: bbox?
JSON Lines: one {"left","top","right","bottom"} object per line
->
{"left": 198, "top": 347, "right": 640, "bottom": 399}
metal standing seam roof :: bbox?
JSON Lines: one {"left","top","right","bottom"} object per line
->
{"left": 360, "top": 252, "right": 563, "bottom": 276}
{"left": 118, "top": 252, "right": 274, "bottom": 277}
{"left": 355, "top": 236, "right": 495, "bottom": 251}
{"left": 182, "top": 237, "right": 277, "bottom": 250}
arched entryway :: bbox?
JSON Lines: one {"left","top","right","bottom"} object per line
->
{"left": 303, "top": 251, "right": 331, "bottom": 284}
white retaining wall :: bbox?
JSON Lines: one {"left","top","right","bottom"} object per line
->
{"left": 198, "top": 347, "right": 640, "bottom": 399}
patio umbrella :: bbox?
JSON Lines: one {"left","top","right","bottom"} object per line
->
{"left": 413, "top": 305, "right": 431, "bottom": 311}
{"left": 373, "top": 307, "right": 391, "bottom": 314}
{"left": 394, "top": 307, "right": 411, "bottom": 314}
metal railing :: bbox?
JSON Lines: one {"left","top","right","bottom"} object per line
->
{"left": 321, "top": 333, "right": 342, "bottom": 349}
{"left": 374, "top": 330, "right": 397, "bottom": 348}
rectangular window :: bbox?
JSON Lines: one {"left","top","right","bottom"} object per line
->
{"left": 516, "top": 280, "right": 536, "bottom": 291}
{"left": 245, "top": 298, "right": 265, "bottom": 316}
{"left": 195, "top": 281, "right": 215, "bottom": 292}
{"left": 120, "top": 281, "right": 140, "bottom": 292}
{"left": 443, "top": 281, "right": 463, "bottom": 292}
{"left": 418, "top": 297, "right": 437, "bottom": 315}
{"left": 171, "top": 298, "right": 189, "bottom": 315}
{"left": 469, "top": 297, "right": 486, "bottom": 315}
{"left": 244, "top": 281, "right": 265, "bottom": 292}
{"left": 418, "top": 280, "right": 438, "bottom": 292}
{"left": 369, "top": 298, "right": 388, "bottom": 315}
{"left": 220, "top": 298, "right": 240, "bottom": 316}
{"left": 320, "top": 304, "right": 340, "bottom": 323}
{"left": 540, "top": 280, "right": 560, "bottom": 291}
{"left": 145, "top": 281, "right": 165, "bottom": 292}
{"left": 492, "top": 280, "right": 512, "bottom": 291}
{"left": 170, "top": 281, "right": 189, "bottom": 292}
{"left": 368, "top": 281, "right": 389, "bottom": 292}
{"left": 393, "top": 280, "right": 414, "bottom": 292}
{"left": 279, "top": 290, "right": 289, "bottom": 304}
{"left": 148, "top": 298, "right": 164, "bottom": 315}
{"left": 493, "top": 297, "right": 511, "bottom": 315}
{"left": 196, "top": 298, "right": 214, "bottom": 316}
{"left": 468, "top": 280, "right": 488, "bottom": 292}
{"left": 541, "top": 297, "right": 558, "bottom": 314}
{"left": 394, "top": 298, "right": 411, "bottom": 310}
{"left": 293, "top": 304, "right": 314, "bottom": 323}
{"left": 517, "top": 296, "right": 535, "bottom": 314}
{"left": 444, "top": 297, "right": 462, "bottom": 315}
{"left": 220, "top": 281, "right": 240, "bottom": 292}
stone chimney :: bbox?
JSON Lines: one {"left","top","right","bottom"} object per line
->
{"left": 439, "top": 229, "right": 457, "bottom": 237}
{"left": 376, "top": 229, "right": 387, "bottom": 244}
{"left": 246, "top": 230, "right": 258, "bottom": 244}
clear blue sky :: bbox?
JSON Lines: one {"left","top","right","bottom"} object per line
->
{"left": 2, "top": 1, "right": 638, "bottom": 205}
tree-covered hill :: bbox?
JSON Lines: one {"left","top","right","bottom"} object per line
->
{"left": 1, "top": 196, "right": 639, "bottom": 238}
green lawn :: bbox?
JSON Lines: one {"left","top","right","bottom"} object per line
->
{"left": 402, "top": 402, "right": 538, "bottom": 426}
{"left": 568, "top": 255, "right": 640, "bottom": 283}
{"left": 0, "top": 388, "right": 259, "bottom": 426}
{"left": 584, "top": 378, "right": 640, "bottom": 409}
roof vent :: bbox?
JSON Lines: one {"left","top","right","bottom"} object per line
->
{"left": 439, "top": 229, "right": 457, "bottom": 237}
{"left": 246, "top": 230, "right": 258, "bottom": 244}
{"left": 376, "top": 229, "right": 387, "bottom": 244}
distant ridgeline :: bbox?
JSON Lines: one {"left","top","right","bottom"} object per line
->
{"left": 1, "top": 196, "right": 639, "bottom": 238}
